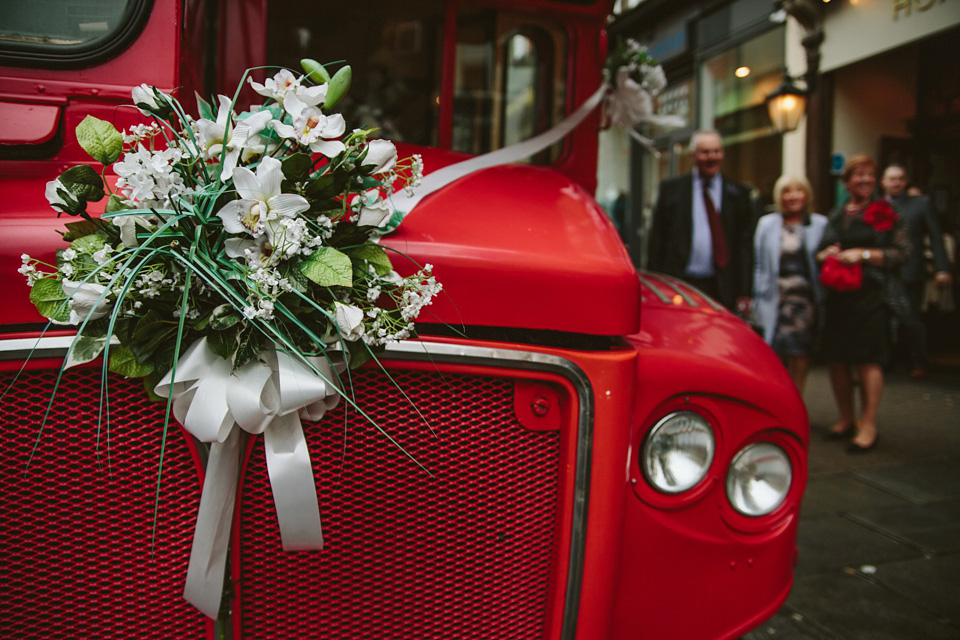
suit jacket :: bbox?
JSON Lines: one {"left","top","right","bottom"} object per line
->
{"left": 648, "top": 173, "right": 758, "bottom": 309}
{"left": 894, "top": 195, "right": 950, "bottom": 284}
{"left": 752, "top": 212, "right": 828, "bottom": 344}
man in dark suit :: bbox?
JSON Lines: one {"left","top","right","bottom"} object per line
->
{"left": 881, "top": 163, "right": 953, "bottom": 378}
{"left": 647, "top": 130, "right": 758, "bottom": 311}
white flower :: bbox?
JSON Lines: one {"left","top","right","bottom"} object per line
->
{"left": 61, "top": 248, "right": 77, "bottom": 261}
{"left": 248, "top": 69, "right": 300, "bottom": 101}
{"left": 217, "top": 156, "right": 310, "bottom": 249}
{"left": 333, "top": 302, "right": 365, "bottom": 342}
{"left": 351, "top": 189, "right": 393, "bottom": 228}
{"left": 44, "top": 178, "right": 72, "bottom": 212}
{"left": 196, "top": 96, "right": 275, "bottom": 180}
{"left": 272, "top": 89, "right": 345, "bottom": 158}
{"left": 61, "top": 280, "right": 112, "bottom": 325}
{"left": 114, "top": 144, "right": 188, "bottom": 209}
{"left": 362, "top": 139, "right": 397, "bottom": 174}
{"left": 131, "top": 83, "right": 170, "bottom": 116}
{"left": 111, "top": 213, "right": 155, "bottom": 248}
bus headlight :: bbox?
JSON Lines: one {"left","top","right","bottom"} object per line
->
{"left": 726, "top": 443, "right": 792, "bottom": 516}
{"left": 642, "top": 411, "right": 715, "bottom": 493}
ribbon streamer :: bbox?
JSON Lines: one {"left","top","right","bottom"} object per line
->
{"left": 155, "top": 338, "right": 342, "bottom": 619}
{"left": 388, "top": 68, "right": 683, "bottom": 221}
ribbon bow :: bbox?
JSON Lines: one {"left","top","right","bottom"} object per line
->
{"left": 155, "top": 338, "right": 343, "bottom": 619}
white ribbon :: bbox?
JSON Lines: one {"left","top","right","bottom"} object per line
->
{"left": 155, "top": 338, "right": 343, "bottom": 619}
{"left": 388, "top": 84, "right": 607, "bottom": 217}
{"left": 387, "top": 70, "right": 684, "bottom": 221}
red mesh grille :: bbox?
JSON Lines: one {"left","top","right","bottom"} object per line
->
{"left": 237, "top": 366, "right": 564, "bottom": 639}
{"left": 0, "top": 368, "right": 209, "bottom": 638}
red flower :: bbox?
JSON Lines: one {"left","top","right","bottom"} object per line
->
{"left": 863, "top": 200, "right": 898, "bottom": 232}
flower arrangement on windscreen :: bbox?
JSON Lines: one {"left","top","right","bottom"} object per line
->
{"left": 21, "top": 60, "right": 439, "bottom": 390}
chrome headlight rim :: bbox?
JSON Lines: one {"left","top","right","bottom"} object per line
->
{"left": 641, "top": 410, "right": 716, "bottom": 495}
{"left": 726, "top": 442, "right": 793, "bottom": 517}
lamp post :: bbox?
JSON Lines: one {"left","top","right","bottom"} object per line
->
{"left": 765, "top": 0, "right": 824, "bottom": 133}
{"left": 766, "top": 75, "right": 808, "bottom": 133}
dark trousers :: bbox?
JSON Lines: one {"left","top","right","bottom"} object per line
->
{"left": 900, "top": 281, "right": 928, "bottom": 369}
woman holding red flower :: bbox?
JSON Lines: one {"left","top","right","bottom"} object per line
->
{"left": 815, "top": 154, "right": 910, "bottom": 453}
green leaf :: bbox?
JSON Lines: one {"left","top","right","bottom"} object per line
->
{"left": 60, "top": 165, "right": 105, "bottom": 203}
{"left": 195, "top": 92, "right": 215, "bottom": 122}
{"left": 346, "top": 244, "right": 392, "bottom": 275}
{"left": 207, "top": 326, "right": 239, "bottom": 360}
{"left": 301, "top": 58, "right": 331, "bottom": 84}
{"left": 70, "top": 233, "right": 107, "bottom": 255}
{"left": 108, "top": 343, "right": 155, "bottom": 378}
{"left": 66, "top": 335, "right": 106, "bottom": 368}
{"left": 129, "top": 310, "right": 178, "bottom": 362}
{"left": 104, "top": 194, "right": 133, "bottom": 213}
{"left": 209, "top": 304, "right": 242, "bottom": 330}
{"left": 62, "top": 218, "right": 111, "bottom": 242}
{"left": 324, "top": 65, "right": 352, "bottom": 110}
{"left": 282, "top": 153, "right": 314, "bottom": 183}
{"left": 300, "top": 246, "right": 352, "bottom": 287}
{"left": 76, "top": 115, "right": 123, "bottom": 165}
{"left": 29, "top": 278, "right": 70, "bottom": 322}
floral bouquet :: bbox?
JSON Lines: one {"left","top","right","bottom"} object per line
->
{"left": 18, "top": 59, "right": 441, "bottom": 618}
{"left": 602, "top": 37, "right": 684, "bottom": 152}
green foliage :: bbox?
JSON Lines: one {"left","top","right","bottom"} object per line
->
{"left": 29, "top": 278, "right": 70, "bottom": 322}
{"left": 76, "top": 115, "right": 123, "bottom": 165}
{"left": 300, "top": 246, "right": 352, "bottom": 287}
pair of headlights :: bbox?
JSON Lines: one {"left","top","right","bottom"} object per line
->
{"left": 642, "top": 411, "right": 792, "bottom": 516}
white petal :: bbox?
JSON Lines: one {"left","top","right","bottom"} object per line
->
{"left": 267, "top": 194, "right": 310, "bottom": 218}
{"left": 231, "top": 165, "right": 262, "bottom": 200}
{"left": 256, "top": 156, "right": 283, "bottom": 199}
{"left": 321, "top": 113, "right": 346, "bottom": 138}
{"left": 310, "top": 139, "right": 346, "bottom": 158}
{"left": 216, "top": 200, "right": 247, "bottom": 233}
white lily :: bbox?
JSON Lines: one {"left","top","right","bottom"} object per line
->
{"left": 217, "top": 156, "right": 310, "bottom": 249}
{"left": 333, "top": 301, "right": 365, "bottom": 342}
{"left": 61, "top": 279, "right": 112, "bottom": 325}
{"left": 361, "top": 139, "right": 397, "bottom": 174}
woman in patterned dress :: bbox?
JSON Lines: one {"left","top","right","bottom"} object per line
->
{"left": 816, "top": 155, "right": 910, "bottom": 453}
{"left": 753, "top": 175, "right": 827, "bottom": 394}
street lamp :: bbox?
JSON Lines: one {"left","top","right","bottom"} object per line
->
{"left": 765, "top": 75, "right": 807, "bottom": 133}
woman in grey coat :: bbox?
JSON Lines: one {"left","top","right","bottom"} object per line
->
{"left": 752, "top": 175, "right": 827, "bottom": 394}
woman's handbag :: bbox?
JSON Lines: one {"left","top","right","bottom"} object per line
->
{"left": 820, "top": 255, "right": 862, "bottom": 291}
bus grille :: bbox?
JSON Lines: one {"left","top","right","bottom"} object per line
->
{"left": 0, "top": 368, "right": 209, "bottom": 638}
{"left": 236, "top": 366, "right": 563, "bottom": 639}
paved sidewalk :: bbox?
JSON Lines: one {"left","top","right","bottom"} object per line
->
{"left": 743, "top": 365, "right": 960, "bottom": 639}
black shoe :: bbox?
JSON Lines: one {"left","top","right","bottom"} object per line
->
{"left": 847, "top": 436, "right": 879, "bottom": 454}
{"left": 824, "top": 424, "right": 856, "bottom": 441}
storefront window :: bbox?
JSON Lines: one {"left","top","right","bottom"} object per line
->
{"left": 699, "top": 26, "right": 786, "bottom": 208}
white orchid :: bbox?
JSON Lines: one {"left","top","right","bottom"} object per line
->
{"left": 272, "top": 88, "right": 345, "bottom": 158}
{"left": 61, "top": 280, "right": 112, "bottom": 325}
{"left": 333, "top": 301, "right": 365, "bottom": 342}
{"left": 248, "top": 69, "right": 300, "bottom": 101}
{"left": 196, "top": 96, "right": 273, "bottom": 180}
{"left": 361, "top": 139, "right": 398, "bottom": 174}
{"left": 217, "top": 156, "right": 310, "bottom": 249}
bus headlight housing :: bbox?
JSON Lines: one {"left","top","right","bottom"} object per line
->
{"left": 642, "top": 411, "right": 715, "bottom": 493}
{"left": 726, "top": 443, "right": 792, "bottom": 516}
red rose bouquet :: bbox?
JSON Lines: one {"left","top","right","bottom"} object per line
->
{"left": 863, "top": 200, "right": 898, "bottom": 232}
